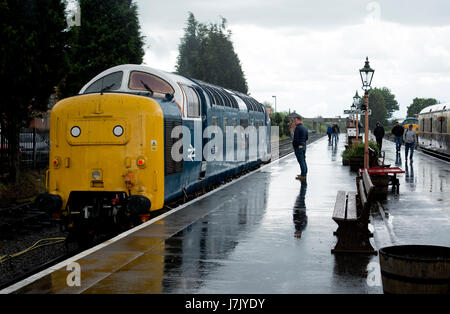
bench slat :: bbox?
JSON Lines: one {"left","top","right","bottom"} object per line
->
{"left": 362, "top": 169, "right": 374, "bottom": 194}
{"left": 359, "top": 179, "right": 367, "bottom": 209}
{"left": 346, "top": 192, "right": 357, "bottom": 221}
{"left": 332, "top": 191, "right": 347, "bottom": 221}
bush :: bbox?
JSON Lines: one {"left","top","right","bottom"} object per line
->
{"left": 342, "top": 141, "right": 379, "bottom": 159}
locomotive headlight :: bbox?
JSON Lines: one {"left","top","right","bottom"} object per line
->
{"left": 92, "top": 170, "right": 102, "bottom": 180}
{"left": 71, "top": 126, "right": 81, "bottom": 138}
{"left": 113, "top": 125, "right": 124, "bottom": 137}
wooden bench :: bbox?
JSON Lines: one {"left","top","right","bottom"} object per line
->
{"left": 331, "top": 169, "right": 377, "bottom": 255}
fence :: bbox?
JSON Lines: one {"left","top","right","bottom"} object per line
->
{"left": 0, "top": 128, "right": 50, "bottom": 174}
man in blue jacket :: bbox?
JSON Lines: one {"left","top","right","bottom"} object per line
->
{"left": 327, "top": 125, "right": 332, "bottom": 142}
{"left": 292, "top": 115, "right": 309, "bottom": 181}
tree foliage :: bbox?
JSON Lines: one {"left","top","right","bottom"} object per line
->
{"left": 176, "top": 12, "right": 248, "bottom": 94}
{"left": 367, "top": 89, "right": 387, "bottom": 129}
{"left": 0, "top": 0, "right": 67, "bottom": 182}
{"left": 406, "top": 97, "right": 438, "bottom": 118}
{"left": 59, "top": 0, "right": 145, "bottom": 97}
{"left": 373, "top": 87, "right": 398, "bottom": 119}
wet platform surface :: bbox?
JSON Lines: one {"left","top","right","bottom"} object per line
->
{"left": 370, "top": 138, "right": 450, "bottom": 249}
{"left": 4, "top": 135, "right": 449, "bottom": 294}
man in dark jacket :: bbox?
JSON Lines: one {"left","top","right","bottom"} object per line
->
{"left": 292, "top": 115, "right": 309, "bottom": 181}
{"left": 391, "top": 121, "right": 404, "bottom": 153}
{"left": 331, "top": 123, "right": 340, "bottom": 145}
{"left": 373, "top": 122, "right": 385, "bottom": 152}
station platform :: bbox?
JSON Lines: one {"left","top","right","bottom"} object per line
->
{"left": 2, "top": 135, "right": 449, "bottom": 294}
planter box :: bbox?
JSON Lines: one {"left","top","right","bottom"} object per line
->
{"left": 342, "top": 158, "right": 350, "bottom": 166}
{"left": 349, "top": 157, "right": 364, "bottom": 171}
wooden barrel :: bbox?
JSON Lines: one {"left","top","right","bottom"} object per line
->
{"left": 370, "top": 175, "right": 389, "bottom": 199}
{"left": 379, "top": 245, "right": 450, "bottom": 294}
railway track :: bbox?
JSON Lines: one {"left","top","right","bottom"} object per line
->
{"left": 0, "top": 134, "right": 325, "bottom": 291}
{"left": 418, "top": 147, "right": 450, "bottom": 162}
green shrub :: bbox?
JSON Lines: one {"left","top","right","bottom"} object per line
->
{"left": 342, "top": 141, "right": 379, "bottom": 159}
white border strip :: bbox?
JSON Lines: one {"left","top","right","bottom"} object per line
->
{"left": 1, "top": 137, "right": 323, "bottom": 294}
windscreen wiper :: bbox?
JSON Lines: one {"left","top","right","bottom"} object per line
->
{"left": 140, "top": 80, "right": 154, "bottom": 96}
{"left": 100, "top": 83, "right": 115, "bottom": 95}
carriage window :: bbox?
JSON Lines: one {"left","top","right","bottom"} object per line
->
{"left": 85, "top": 71, "right": 123, "bottom": 94}
{"left": 439, "top": 117, "right": 446, "bottom": 133}
{"left": 223, "top": 117, "right": 228, "bottom": 129}
{"left": 180, "top": 85, "right": 200, "bottom": 118}
{"left": 129, "top": 71, "right": 174, "bottom": 95}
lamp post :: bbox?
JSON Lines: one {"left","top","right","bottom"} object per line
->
{"left": 272, "top": 95, "right": 277, "bottom": 113}
{"left": 351, "top": 102, "right": 356, "bottom": 127}
{"left": 353, "top": 90, "right": 361, "bottom": 141}
{"left": 359, "top": 57, "right": 375, "bottom": 169}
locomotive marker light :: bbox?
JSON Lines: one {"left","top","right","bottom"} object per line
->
{"left": 53, "top": 157, "right": 61, "bottom": 169}
{"left": 113, "top": 125, "right": 124, "bottom": 137}
{"left": 71, "top": 126, "right": 81, "bottom": 138}
{"left": 359, "top": 57, "right": 375, "bottom": 169}
{"left": 137, "top": 157, "right": 146, "bottom": 168}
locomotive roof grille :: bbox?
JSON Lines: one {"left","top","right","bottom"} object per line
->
{"left": 193, "top": 79, "right": 262, "bottom": 112}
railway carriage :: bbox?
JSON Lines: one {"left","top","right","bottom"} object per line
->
{"left": 37, "top": 65, "right": 271, "bottom": 235}
{"left": 418, "top": 103, "right": 450, "bottom": 157}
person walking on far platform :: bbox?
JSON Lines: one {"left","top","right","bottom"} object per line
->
{"left": 292, "top": 115, "right": 308, "bottom": 181}
{"left": 331, "top": 123, "right": 340, "bottom": 145}
{"left": 327, "top": 124, "right": 332, "bottom": 142}
{"left": 373, "top": 122, "right": 385, "bottom": 153}
{"left": 391, "top": 121, "right": 404, "bottom": 154}
{"left": 403, "top": 124, "right": 416, "bottom": 162}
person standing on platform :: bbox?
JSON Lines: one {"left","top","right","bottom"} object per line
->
{"left": 403, "top": 124, "right": 416, "bottom": 162}
{"left": 327, "top": 124, "right": 332, "bottom": 142}
{"left": 391, "top": 121, "right": 404, "bottom": 154}
{"left": 292, "top": 115, "right": 308, "bottom": 181}
{"left": 373, "top": 122, "right": 385, "bottom": 152}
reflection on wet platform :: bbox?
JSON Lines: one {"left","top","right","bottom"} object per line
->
{"left": 8, "top": 136, "right": 449, "bottom": 294}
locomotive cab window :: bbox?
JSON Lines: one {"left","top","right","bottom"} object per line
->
{"left": 85, "top": 71, "right": 123, "bottom": 94}
{"left": 180, "top": 85, "right": 201, "bottom": 118}
{"left": 129, "top": 71, "right": 174, "bottom": 96}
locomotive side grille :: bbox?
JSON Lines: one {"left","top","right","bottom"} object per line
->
{"left": 240, "top": 119, "right": 248, "bottom": 129}
{"left": 164, "top": 119, "right": 183, "bottom": 175}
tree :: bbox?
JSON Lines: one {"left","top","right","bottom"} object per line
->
{"left": 176, "top": 13, "right": 248, "bottom": 94}
{"left": 406, "top": 98, "right": 438, "bottom": 118}
{"left": 373, "top": 87, "right": 399, "bottom": 119}
{"left": 0, "top": 0, "right": 67, "bottom": 183}
{"left": 282, "top": 115, "right": 291, "bottom": 138}
{"left": 271, "top": 112, "right": 283, "bottom": 137}
{"left": 367, "top": 89, "right": 387, "bottom": 129}
{"left": 176, "top": 12, "right": 207, "bottom": 80}
{"left": 59, "top": 0, "right": 145, "bottom": 97}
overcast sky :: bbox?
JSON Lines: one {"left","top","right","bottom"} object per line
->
{"left": 135, "top": 0, "right": 450, "bottom": 119}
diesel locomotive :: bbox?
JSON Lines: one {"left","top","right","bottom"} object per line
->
{"left": 418, "top": 103, "right": 449, "bottom": 157}
{"left": 36, "top": 64, "right": 271, "bottom": 235}
{"left": 402, "top": 117, "right": 419, "bottom": 135}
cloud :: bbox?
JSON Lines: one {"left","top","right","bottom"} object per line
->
{"left": 134, "top": 0, "right": 450, "bottom": 118}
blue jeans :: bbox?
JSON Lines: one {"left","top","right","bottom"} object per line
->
{"left": 332, "top": 133, "right": 339, "bottom": 144}
{"left": 394, "top": 136, "right": 403, "bottom": 152}
{"left": 294, "top": 146, "right": 308, "bottom": 176}
{"left": 405, "top": 142, "right": 414, "bottom": 160}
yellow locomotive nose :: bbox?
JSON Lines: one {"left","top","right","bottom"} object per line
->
{"left": 46, "top": 93, "right": 165, "bottom": 218}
